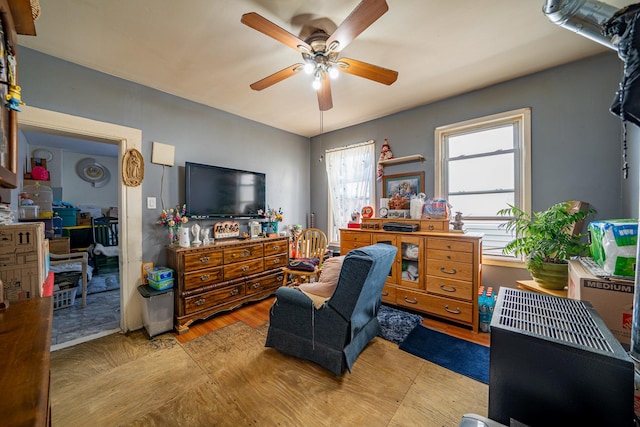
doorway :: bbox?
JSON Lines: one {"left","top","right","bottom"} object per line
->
{"left": 20, "top": 106, "right": 143, "bottom": 348}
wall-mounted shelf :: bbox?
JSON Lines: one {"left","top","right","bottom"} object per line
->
{"left": 378, "top": 154, "right": 425, "bottom": 166}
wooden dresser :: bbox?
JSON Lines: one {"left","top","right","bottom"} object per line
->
{"left": 0, "top": 297, "right": 53, "bottom": 426}
{"left": 167, "top": 236, "right": 289, "bottom": 333}
{"left": 341, "top": 218, "right": 482, "bottom": 332}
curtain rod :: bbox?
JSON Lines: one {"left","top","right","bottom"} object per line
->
{"left": 325, "top": 139, "right": 374, "bottom": 153}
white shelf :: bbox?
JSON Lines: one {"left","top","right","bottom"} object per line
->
{"left": 378, "top": 154, "right": 425, "bottom": 166}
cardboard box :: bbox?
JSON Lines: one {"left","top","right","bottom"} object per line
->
{"left": 76, "top": 211, "right": 91, "bottom": 226}
{"left": 568, "top": 259, "right": 634, "bottom": 348}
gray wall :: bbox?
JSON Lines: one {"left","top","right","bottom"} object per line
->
{"left": 3, "top": 47, "right": 638, "bottom": 288}
{"left": 310, "top": 52, "right": 634, "bottom": 287}
{"left": 10, "top": 47, "right": 310, "bottom": 265}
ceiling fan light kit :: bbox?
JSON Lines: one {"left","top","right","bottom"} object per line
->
{"left": 241, "top": 0, "right": 398, "bottom": 111}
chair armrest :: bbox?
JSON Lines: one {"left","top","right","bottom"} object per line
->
{"left": 274, "top": 286, "right": 314, "bottom": 308}
{"left": 49, "top": 252, "right": 88, "bottom": 265}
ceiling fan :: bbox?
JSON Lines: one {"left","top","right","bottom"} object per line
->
{"left": 241, "top": 0, "right": 398, "bottom": 111}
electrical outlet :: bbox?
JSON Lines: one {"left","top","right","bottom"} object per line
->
{"left": 147, "top": 197, "right": 156, "bottom": 209}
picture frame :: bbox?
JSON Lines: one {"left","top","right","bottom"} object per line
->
{"left": 0, "top": 1, "right": 17, "bottom": 189}
{"left": 382, "top": 172, "right": 425, "bottom": 210}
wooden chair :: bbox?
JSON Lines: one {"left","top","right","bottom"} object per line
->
{"left": 90, "top": 216, "right": 119, "bottom": 274}
{"left": 282, "top": 228, "right": 328, "bottom": 287}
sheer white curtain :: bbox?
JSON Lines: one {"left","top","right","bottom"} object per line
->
{"left": 325, "top": 140, "right": 375, "bottom": 243}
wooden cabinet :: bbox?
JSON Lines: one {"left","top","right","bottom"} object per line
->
{"left": 167, "top": 236, "right": 288, "bottom": 333}
{"left": 0, "top": 297, "right": 53, "bottom": 426}
{"left": 340, "top": 218, "right": 482, "bottom": 332}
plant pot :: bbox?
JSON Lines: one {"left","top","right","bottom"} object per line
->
{"left": 530, "top": 262, "right": 568, "bottom": 290}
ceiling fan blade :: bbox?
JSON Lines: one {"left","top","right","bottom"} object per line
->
{"left": 241, "top": 12, "right": 312, "bottom": 53}
{"left": 338, "top": 57, "right": 398, "bottom": 85}
{"left": 326, "top": 0, "right": 389, "bottom": 52}
{"left": 317, "top": 74, "right": 333, "bottom": 111}
{"left": 250, "top": 64, "right": 304, "bottom": 91}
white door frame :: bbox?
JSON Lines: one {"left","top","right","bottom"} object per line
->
{"left": 20, "top": 105, "right": 143, "bottom": 332}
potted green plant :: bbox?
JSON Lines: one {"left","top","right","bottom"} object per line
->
{"left": 497, "top": 201, "right": 595, "bottom": 289}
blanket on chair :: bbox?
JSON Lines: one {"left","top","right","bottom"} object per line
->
{"left": 92, "top": 243, "right": 119, "bottom": 257}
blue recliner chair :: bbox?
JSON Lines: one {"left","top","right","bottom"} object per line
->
{"left": 265, "top": 243, "right": 397, "bottom": 375}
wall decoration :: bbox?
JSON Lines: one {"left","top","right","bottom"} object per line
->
{"left": 76, "top": 157, "right": 111, "bottom": 188}
{"left": 382, "top": 172, "right": 425, "bottom": 210}
{"left": 0, "top": 1, "right": 18, "bottom": 189}
{"left": 122, "top": 148, "right": 144, "bottom": 187}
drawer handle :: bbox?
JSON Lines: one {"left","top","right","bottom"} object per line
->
{"left": 428, "top": 224, "right": 434, "bottom": 230}
{"left": 272, "top": 259, "right": 280, "bottom": 264}
{"left": 200, "top": 274, "right": 210, "bottom": 281}
{"left": 277, "top": 274, "right": 284, "bottom": 282}
{"left": 200, "top": 256, "right": 210, "bottom": 263}
{"left": 444, "top": 304, "right": 461, "bottom": 314}
{"left": 403, "top": 296, "right": 418, "bottom": 304}
{"left": 447, "top": 244, "right": 452, "bottom": 249}
{"left": 440, "top": 266, "right": 457, "bottom": 275}
{"left": 252, "top": 282, "right": 261, "bottom": 289}
{"left": 242, "top": 265, "right": 250, "bottom": 272}
{"left": 273, "top": 245, "right": 280, "bottom": 251}
{"left": 446, "top": 255, "right": 451, "bottom": 259}
{"left": 230, "top": 289, "right": 239, "bottom": 296}
{"left": 440, "top": 284, "right": 457, "bottom": 292}
{"left": 382, "top": 290, "right": 389, "bottom": 296}
{"left": 195, "top": 298, "right": 206, "bottom": 306}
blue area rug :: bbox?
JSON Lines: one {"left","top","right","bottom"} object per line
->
{"left": 377, "top": 305, "right": 423, "bottom": 344}
{"left": 399, "top": 326, "right": 490, "bottom": 384}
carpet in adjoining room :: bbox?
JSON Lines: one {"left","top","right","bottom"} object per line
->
{"left": 377, "top": 304, "right": 423, "bottom": 344}
{"left": 399, "top": 325, "right": 490, "bottom": 384}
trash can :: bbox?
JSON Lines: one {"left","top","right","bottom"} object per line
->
{"left": 137, "top": 284, "right": 174, "bottom": 338}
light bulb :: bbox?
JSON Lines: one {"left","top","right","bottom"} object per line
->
{"left": 304, "top": 62, "right": 315, "bottom": 75}
{"left": 328, "top": 66, "right": 339, "bottom": 79}
{"left": 312, "top": 78, "right": 321, "bottom": 91}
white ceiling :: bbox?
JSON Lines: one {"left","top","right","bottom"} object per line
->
{"left": 17, "top": 0, "right": 630, "bottom": 138}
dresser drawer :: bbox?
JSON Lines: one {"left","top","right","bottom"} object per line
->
{"left": 381, "top": 284, "right": 396, "bottom": 304}
{"left": 423, "top": 294, "right": 473, "bottom": 324}
{"left": 183, "top": 267, "right": 224, "bottom": 291}
{"left": 224, "top": 258, "right": 264, "bottom": 280}
{"left": 426, "top": 248, "right": 473, "bottom": 264}
{"left": 264, "top": 253, "right": 288, "bottom": 270}
{"left": 264, "top": 240, "right": 288, "bottom": 257}
{"left": 245, "top": 270, "right": 283, "bottom": 296}
{"left": 184, "top": 283, "right": 245, "bottom": 314}
{"left": 426, "top": 276, "right": 473, "bottom": 301}
{"left": 419, "top": 220, "right": 448, "bottom": 232}
{"left": 427, "top": 238, "right": 473, "bottom": 253}
{"left": 223, "top": 244, "right": 263, "bottom": 264}
{"left": 183, "top": 249, "right": 223, "bottom": 272}
{"left": 340, "top": 231, "right": 372, "bottom": 253}
{"left": 426, "top": 259, "right": 473, "bottom": 282}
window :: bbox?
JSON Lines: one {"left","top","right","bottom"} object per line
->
{"left": 435, "top": 108, "right": 531, "bottom": 259}
{"left": 325, "top": 140, "right": 376, "bottom": 244}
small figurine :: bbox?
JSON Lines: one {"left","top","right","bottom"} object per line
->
{"left": 202, "top": 228, "right": 211, "bottom": 245}
{"left": 191, "top": 223, "right": 202, "bottom": 246}
{"left": 452, "top": 211, "right": 465, "bottom": 231}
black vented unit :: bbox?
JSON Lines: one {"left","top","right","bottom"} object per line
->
{"left": 489, "top": 288, "right": 635, "bottom": 427}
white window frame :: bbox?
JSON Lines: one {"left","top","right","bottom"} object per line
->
{"left": 325, "top": 140, "right": 376, "bottom": 245}
{"left": 434, "top": 108, "right": 531, "bottom": 262}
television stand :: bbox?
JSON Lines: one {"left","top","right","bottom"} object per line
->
{"left": 166, "top": 236, "right": 289, "bottom": 333}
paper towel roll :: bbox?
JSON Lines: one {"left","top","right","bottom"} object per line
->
{"left": 179, "top": 226, "right": 190, "bottom": 247}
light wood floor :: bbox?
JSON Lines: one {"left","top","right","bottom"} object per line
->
{"left": 50, "top": 297, "right": 489, "bottom": 426}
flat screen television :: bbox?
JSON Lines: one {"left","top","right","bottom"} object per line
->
{"left": 185, "top": 162, "right": 266, "bottom": 219}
